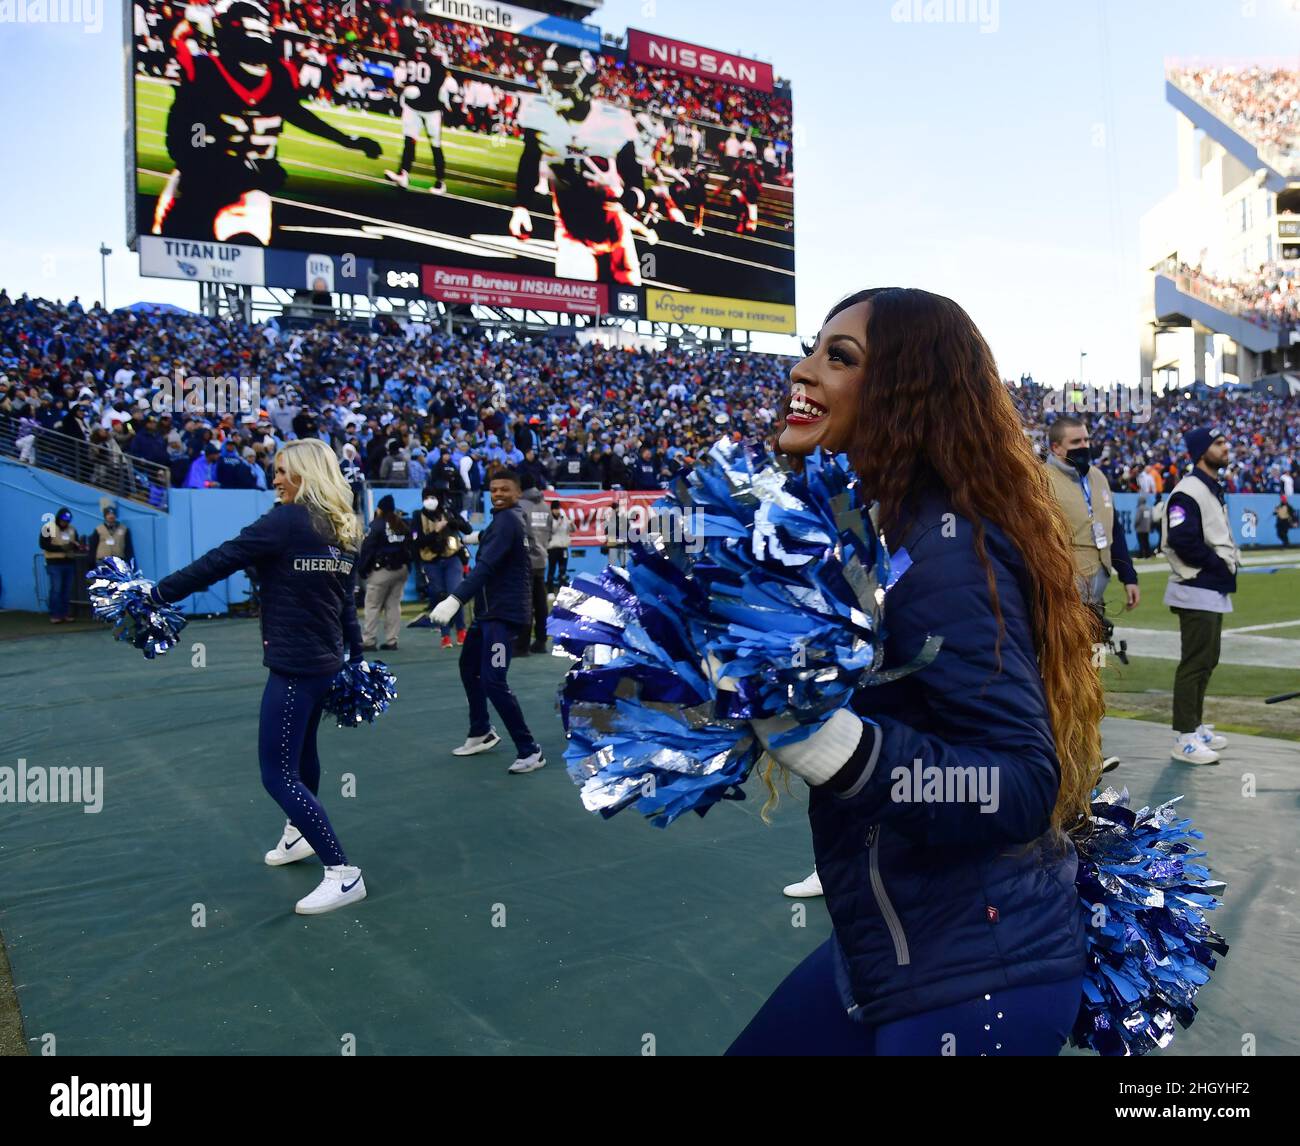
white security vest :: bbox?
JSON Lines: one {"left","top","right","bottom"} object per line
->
{"left": 1165, "top": 475, "right": 1239, "bottom": 583}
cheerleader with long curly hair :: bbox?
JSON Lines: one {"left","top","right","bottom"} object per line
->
{"left": 727, "top": 288, "right": 1104, "bottom": 1056}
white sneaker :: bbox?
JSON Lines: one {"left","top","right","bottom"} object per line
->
{"left": 507, "top": 750, "right": 546, "bottom": 774}
{"left": 1172, "top": 733, "right": 1220, "bottom": 766}
{"left": 264, "top": 820, "right": 316, "bottom": 866}
{"left": 783, "top": 870, "right": 823, "bottom": 898}
{"left": 1196, "top": 724, "right": 1228, "bottom": 751}
{"left": 452, "top": 729, "right": 501, "bottom": 756}
{"left": 430, "top": 180, "right": 446, "bottom": 195}
{"left": 295, "top": 865, "right": 367, "bottom": 915}
{"left": 384, "top": 169, "right": 409, "bottom": 188}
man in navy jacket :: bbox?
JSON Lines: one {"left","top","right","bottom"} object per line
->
{"left": 430, "top": 469, "right": 545, "bottom": 774}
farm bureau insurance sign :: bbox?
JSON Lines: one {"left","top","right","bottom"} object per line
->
{"left": 422, "top": 264, "right": 608, "bottom": 314}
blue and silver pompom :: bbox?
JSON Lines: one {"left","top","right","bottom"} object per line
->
{"left": 86, "top": 557, "right": 188, "bottom": 659}
{"left": 549, "top": 437, "right": 937, "bottom": 827}
{"left": 1071, "top": 787, "right": 1229, "bottom": 1056}
{"left": 324, "top": 660, "right": 398, "bottom": 728}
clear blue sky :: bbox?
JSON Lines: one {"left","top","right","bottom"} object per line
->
{"left": 1, "top": 0, "right": 1296, "bottom": 384}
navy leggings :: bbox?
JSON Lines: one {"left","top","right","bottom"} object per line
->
{"left": 459, "top": 619, "right": 539, "bottom": 756}
{"left": 258, "top": 670, "right": 347, "bottom": 867}
{"left": 726, "top": 938, "right": 1082, "bottom": 1056}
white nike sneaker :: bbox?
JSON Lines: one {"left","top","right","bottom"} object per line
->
{"left": 507, "top": 750, "right": 546, "bottom": 774}
{"left": 1196, "top": 724, "right": 1228, "bottom": 751}
{"left": 384, "top": 169, "right": 409, "bottom": 188}
{"left": 1172, "top": 733, "right": 1220, "bottom": 766}
{"left": 783, "top": 870, "right": 823, "bottom": 898}
{"left": 265, "top": 820, "right": 316, "bottom": 866}
{"left": 453, "top": 729, "right": 501, "bottom": 756}
{"left": 295, "top": 865, "right": 367, "bottom": 915}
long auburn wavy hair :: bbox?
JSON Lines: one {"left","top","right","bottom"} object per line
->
{"left": 770, "top": 288, "right": 1103, "bottom": 837}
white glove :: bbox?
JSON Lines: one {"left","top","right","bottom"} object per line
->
{"left": 429, "top": 595, "right": 461, "bottom": 626}
{"left": 750, "top": 708, "right": 865, "bottom": 788}
{"left": 509, "top": 206, "right": 533, "bottom": 240}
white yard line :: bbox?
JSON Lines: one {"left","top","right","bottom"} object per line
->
{"left": 1112, "top": 626, "right": 1300, "bottom": 668}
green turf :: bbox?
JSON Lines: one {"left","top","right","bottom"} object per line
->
{"left": 134, "top": 76, "right": 522, "bottom": 203}
{"left": 1104, "top": 563, "right": 1300, "bottom": 633}
{"left": 1101, "top": 655, "right": 1300, "bottom": 699}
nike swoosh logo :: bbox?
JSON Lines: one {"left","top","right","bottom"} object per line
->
{"left": 342, "top": 877, "right": 361, "bottom": 893}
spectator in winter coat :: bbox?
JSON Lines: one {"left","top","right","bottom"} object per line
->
{"left": 546, "top": 500, "right": 571, "bottom": 590}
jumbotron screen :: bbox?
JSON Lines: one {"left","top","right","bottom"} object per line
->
{"left": 128, "top": 0, "right": 795, "bottom": 331}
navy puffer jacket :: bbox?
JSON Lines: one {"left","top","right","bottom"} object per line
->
{"left": 810, "top": 485, "right": 1086, "bottom": 1026}
{"left": 158, "top": 502, "right": 363, "bottom": 675}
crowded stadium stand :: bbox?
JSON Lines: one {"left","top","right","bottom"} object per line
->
{"left": 3, "top": 291, "right": 1295, "bottom": 506}
{"left": 1141, "top": 65, "right": 1300, "bottom": 393}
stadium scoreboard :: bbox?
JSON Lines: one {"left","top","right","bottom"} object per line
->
{"left": 126, "top": 0, "right": 795, "bottom": 332}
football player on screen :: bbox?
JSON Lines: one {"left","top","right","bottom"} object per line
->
{"left": 385, "top": 26, "right": 457, "bottom": 194}
{"left": 729, "top": 157, "right": 763, "bottom": 235}
{"left": 151, "top": 0, "right": 381, "bottom": 247}
{"left": 508, "top": 42, "right": 651, "bottom": 285}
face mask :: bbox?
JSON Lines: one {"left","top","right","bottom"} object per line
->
{"left": 1065, "top": 446, "right": 1092, "bottom": 476}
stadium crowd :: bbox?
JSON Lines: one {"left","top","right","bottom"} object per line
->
{"left": 1168, "top": 260, "right": 1300, "bottom": 329}
{"left": 1010, "top": 381, "right": 1297, "bottom": 496}
{"left": 2, "top": 292, "right": 1296, "bottom": 506}
{"left": 0, "top": 292, "right": 792, "bottom": 499}
{"left": 1170, "top": 65, "right": 1300, "bottom": 165}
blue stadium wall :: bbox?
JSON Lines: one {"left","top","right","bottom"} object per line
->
{"left": 0, "top": 460, "right": 618, "bottom": 614}
{"left": 2, "top": 463, "right": 1292, "bottom": 613}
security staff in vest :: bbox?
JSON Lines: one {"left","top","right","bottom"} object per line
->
{"left": 1045, "top": 416, "right": 1139, "bottom": 612}
{"left": 1163, "top": 427, "right": 1237, "bottom": 766}
{"left": 1045, "top": 416, "right": 1137, "bottom": 776}
{"left": 91, "top": 501, "right": 134, "bottom": 565}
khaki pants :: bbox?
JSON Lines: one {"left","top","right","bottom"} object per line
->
{"left": 363, "top": 566, "right": 408, "bottom": 646}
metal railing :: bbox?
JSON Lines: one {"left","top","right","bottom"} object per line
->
{"left": 0, "top": 419, "right": 171, "bottom": 509}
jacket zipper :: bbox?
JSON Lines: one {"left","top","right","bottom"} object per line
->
{"left": 867, "top": 824, "right": 910, "bottom": 966}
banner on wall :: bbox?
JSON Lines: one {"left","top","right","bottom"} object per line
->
{"left": 546, "top": 489, "right": 668, "bottom": 546}
{"left": 1113, "top": 492, "right": 1296, "bottom": 552}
